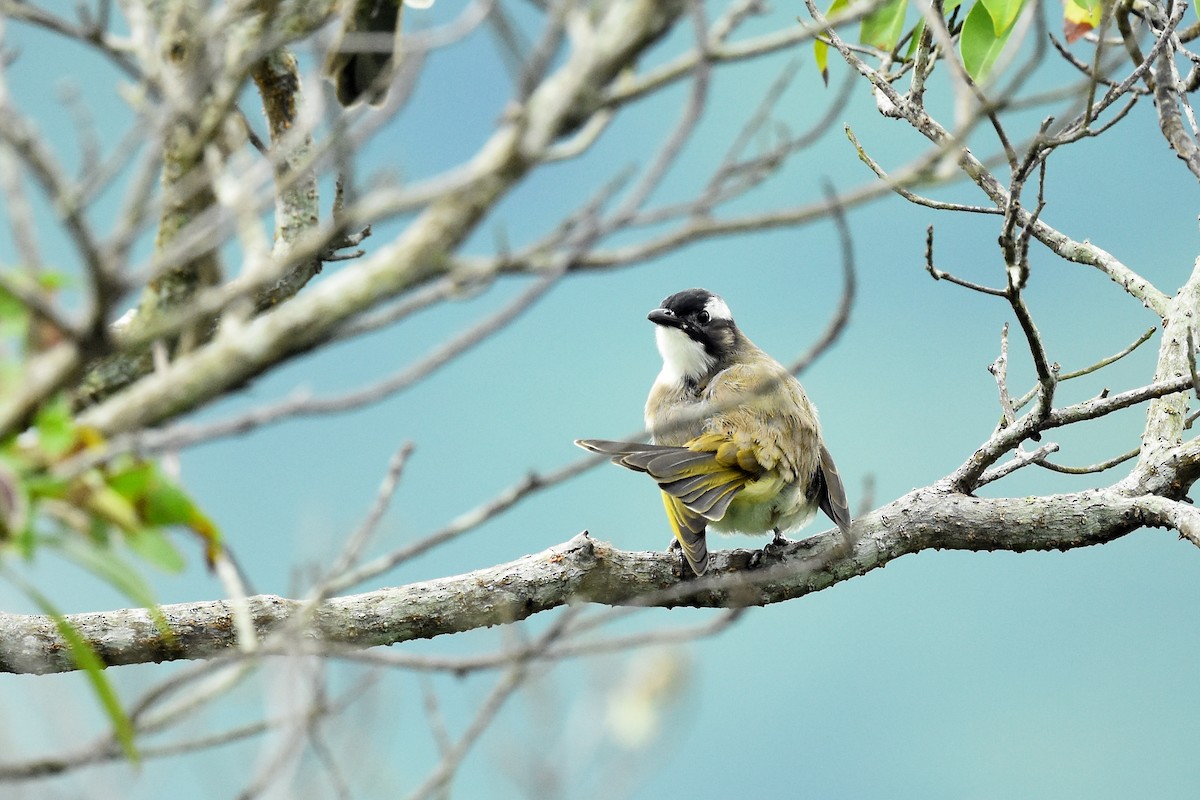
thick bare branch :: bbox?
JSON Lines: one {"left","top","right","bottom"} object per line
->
{"left": 1131, "top": 257, "right": 1200, "bottom": 483}
{"left": 5, "top": 479, "right": 1197, "bottom": 677}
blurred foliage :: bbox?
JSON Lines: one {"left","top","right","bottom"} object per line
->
{"left": 815, "top": 0, "right": 1108, "bottom": 83}
{"left": 1, "top": 271, "right": 222, "bottom": 762}
{"left": 0, "top": 394, "right": 221, "bottom": 572}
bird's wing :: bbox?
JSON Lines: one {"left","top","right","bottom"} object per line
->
{"left": 576, "top": 436, "right": 754, "bottom": 521}
{"left": 815, "top": 443, "right": 852, "bottom": 535}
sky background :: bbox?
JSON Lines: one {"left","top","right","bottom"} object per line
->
{"left": 2, "top": 1, "right": 1200, "bottom": 798}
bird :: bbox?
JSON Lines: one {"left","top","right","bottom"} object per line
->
{"left": 325, "top": 0, "right": 409, "bottom": 107}
{"left": 576, "top": 288, "right": 851, "bottom": 576}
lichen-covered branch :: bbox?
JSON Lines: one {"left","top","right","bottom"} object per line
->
{"left": 249, "top": 47, "right": 321, "bottom": 307}
{"left": 77, "top": 0, "right": 688, "bottom": 435}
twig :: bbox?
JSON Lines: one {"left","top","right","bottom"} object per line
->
{"left": 250, "top": 45, "right": 323, "bottom": 306}
{"left": 1003, "top": 241, "right": 1058, "bottom": 425}
{"left": 787, "top": 181, "right": 857, "bottom": 376}
{"left": 807, "top": 0, "right": 1170, "bottom": 316}
{"left": 0, "top": 272, "right": 80, "bottom": 341}
{"left": 405, "top": 609, "right": 578, "bottom": 800}
{"left": 908, "top": 0, "right": 940, "bottom": 107}
{"left": 1011, "top": 326, "right": 1157, "bottom": 412}
{"left": 1034, "top": 447, "right": 1138, "bottom": 475}
{"left": 952, "top": 372, "right": 1196, "bottom": 489}
{"left": 925, "top": 225, "right": 1007, "bottom": 296}
{"left": 0, "top": 34, "right": 112, "bottom": 322}
{"left": 151, "top": 270, "right": 562, "bottom": 444}
{"left": 236, "top": 657, "right": 327, "bottom": 800}
{"left": 605, "top": 2, "right": 712, "bottom": 227}
{"left": 0, "top": 341, "right": 82, "bottom": 436}
{"left": 335, "top": 608, "right": 744, "bottom": 674}
{"left": 977, "top": 442, "right": 1061, "bottom": 486}
{"left": 324, "top": 457, "right": 595, "bottom": 595}
{"left": 1188, "top": 328, "right": 1200, "bottom": 405}
{"left": 989, "top": 323, "right": 1017, "bottom": 428}
{"left": 311, "top": 442, "right": 415, "bottom": 601}
{"left": 1049, "top": 32, "right": 1128, "bottom": 90}
{"left": 846, "top": 126, "right": 1005, "bottom": 216}
{"left": 602, "top": 0, "right": 878, "bottom": 109}
{"left": 420, "top": 678, "right": 453, "bottom": 754}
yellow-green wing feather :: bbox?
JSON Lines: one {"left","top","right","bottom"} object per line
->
{"left": 576, "top": 438, "right": 752, "bottom": 519}
{"left": 661, "top": 491, "right": 709, "bottom": 575}
{"left": 576, "top": 436, "right": 763, "bottom": 576}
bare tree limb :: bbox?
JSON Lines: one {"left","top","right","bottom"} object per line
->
{"left": 7, "top": 473, "right": 1200, "bottom": 677}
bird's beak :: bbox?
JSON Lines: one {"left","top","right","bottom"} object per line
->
{"left": 648, "top": 308, "right": 684, "bottom": 329}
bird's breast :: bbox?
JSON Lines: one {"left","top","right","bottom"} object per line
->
{"left": 645, "top": 374, "right": 709, "bottom": 446}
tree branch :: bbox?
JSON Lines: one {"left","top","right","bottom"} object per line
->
{"left": 2, "top": 482, "right": 1187, "bottom": 676}
{"left": 76, "top": 0, "right": 689, "bottom": 436}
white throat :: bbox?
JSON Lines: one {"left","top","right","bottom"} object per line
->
{"left": 655, "top": 325, "right": 714, "bottom": 384}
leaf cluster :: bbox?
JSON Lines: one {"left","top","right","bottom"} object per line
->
{"left": 0, "top": 390, "right": 221, "bottom": 761}
{"left": 815, "top": 0, "right": 1103, "bottom": 83}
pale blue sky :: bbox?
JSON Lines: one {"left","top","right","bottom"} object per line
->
{"left": 2, "top": 2, "right": 1199, "bottom": 798}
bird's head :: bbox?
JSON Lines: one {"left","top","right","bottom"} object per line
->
{"left": 648, "top": 288, "right": 740, "bottom": 382}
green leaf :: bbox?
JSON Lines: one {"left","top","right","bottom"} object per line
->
{"left": 0, "top": 285, "right": 28, "bottom": 332}
{"left": 23, "top": 472, "right": 71, "bottom": 501}
{"left": 141, "top": 479, "right": 196, "bottom": 527}
{"left": 814, "top": 0, "right": 851, "bottom": 85}
{"left": 84, "top": 484, "right": 142, "bottom": 533}
{"left": 33, "top": 395, "right": 76, "bottom": 458}
{"left": 54, "top": 535, "right": 160, "bottom": 608}
{"left": 35, "top": 270, "right": 70, "bottom": 292}
{"left": 124, "top": 526, "right": 186, "bottom": 574}
{"left": 980, "top": 0, "right": 1025, "bottom": 34}
{"left": 861, "top": 0, "right": 909, "bottom": 52}
{"left": 960, "top": 0, "right": 1017, "bottom": 81}
{"left": 138, "top": 468, "right": 222, "bottom": 566}
{"left": 106, "top": 461, "right": 221, "bottom": 565}
{"left": 13, "top": 521, "right": 36, "bottom": 559}
{"left": 107, "top": 461, "right": 156, "bottom": 503}
{"left": 7, "top": 571, "right": 139, "bottom": 763}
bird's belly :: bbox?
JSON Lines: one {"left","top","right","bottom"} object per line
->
{"left": 709, "top": 478, "right": 817, "bottom": 536}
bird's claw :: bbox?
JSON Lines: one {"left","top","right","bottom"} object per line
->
{"left": 761, "top": 531, "right": 789, "bottom": 558}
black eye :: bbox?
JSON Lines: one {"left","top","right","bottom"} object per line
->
{"left": 696, "top": 310, "right": 710, "bottom": 324}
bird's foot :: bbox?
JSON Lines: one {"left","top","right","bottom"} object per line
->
{"left": 751, "top": 531, "right": 790, "bottom": 567}
{"left": 764, "top": 530, "right": 789, "bottom": 554}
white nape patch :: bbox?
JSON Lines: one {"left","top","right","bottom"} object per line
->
{"left": 704, "top": 295, "right": 732, "bottom": 321}
{"left": 655, "top": 324, "right": 714, "bottom": 383}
